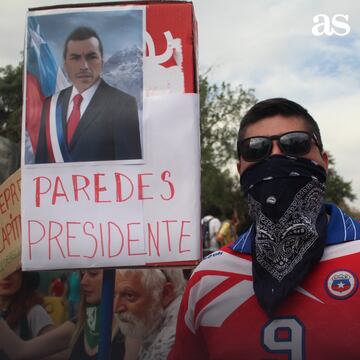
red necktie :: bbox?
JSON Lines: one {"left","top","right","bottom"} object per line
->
{"left": 67, "top": 94, "right": 83, "bottom": 144}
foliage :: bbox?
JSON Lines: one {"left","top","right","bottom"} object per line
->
{"left": 0, "top": 63, "right": 23, "bottom": 143}
{"left": 200, "top": 75, "right": 256, "bottom": 226}
{"left": 200, "top": 75, "right": 256, "bottom": 170}
{"left": 325, "top": 154, "right": 356, "bottom": 214}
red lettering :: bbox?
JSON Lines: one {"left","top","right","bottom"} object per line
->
{"left": 0, "top": 180, "right": 20, "bottom": 214}
{"left": 52, "top": 176, "right": 69, "bottom": 205}
{"left": 160, "top": 171, "right": 175, "bottom": 200}
{"left": 17, "top": 177, "right": 21, "bottom": 194}
{"left": 48, "top": 221, "right": 66, "bottom": 260}
{"left": 94, "top": 173, "right": 111, "bottom": 203}
{"left": 0, "top": 234, "right": 5, "bottom": 253}
{"left": 83, "top": 222, "right": 98, "bottom": 259}
{"left": 72, "top": 175, "right": 90, "bottom": 201}
{"left": 179, "top": 220, "right": 191, "bottom": 253}
{"left": 127, "top": 222, "right": 146, "bottom": 256}
{"left": 10, "top": 183, "right": 19, "bottom": 203}
{"left": 13, "top": 214, "right": 21, "bottom": 239}
{"left": 162, "top": 220, "right": 177, "bottom": 252}
{"left": 147, "top": 222, "right": 160, "bottom": 257}
{"left": 34, "top": 176, "right": 52, "bottom": 207}
{"left": 138, "top": 173, "right": 154, "bottom": 200}
{"left": 27, "top": 220, "right": 46, "bottom": 260}
{"left": 66, "top": 222, "right": 81, "bottom": 257}
{"left": 107, "top": 222, "right": 124, "bottom": 258}
{"left": 3, "top": 188, "right": 10, "bottom": 212}
{"left": 5, "top": 222, "right": 12, "bottom": 243}
{"left": 1, "top": 227, "right": 9, "bottom": 252}
{"left": 114, "top": 172, "right": 134, "bottom": 202}
{"left": 0, "top": 193, "right": 5, "bottom": 214}
{"left": 99, "top": 223, "right": 105, "bottom": 257}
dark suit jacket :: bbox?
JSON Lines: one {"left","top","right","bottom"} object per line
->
{"left": 35, "top": 79, "right": 142, "bottom": 163}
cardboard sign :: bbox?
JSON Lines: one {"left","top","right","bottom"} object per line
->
{"left": 0, "top": 169, "right": 21, "bottom": 280}
{"left": 21, "top": 2, "right": 200, "bottom": 270}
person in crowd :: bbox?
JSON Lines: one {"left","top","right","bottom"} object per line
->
{"left": 201, "top": 205, "right": 222, "bottom": 251}
{"left": 0, "top": 270, "right": 54, "bottom": 341}
{"left": 115, "top": 269, "right": 186, "bottom": 360}
{"left": 48, "top": 274, "right": 68, "bottom": 297}
{"left": 0, "top": 269, "right": 133, "bottom": 360}
{"left": 0, "top": 317, "right": 74, "bottom": 360}
{"left": 67, "top": 271, "right": 80, "bottom": 319}
{"left": 216, "top": 208, "right": 239, "bottom": 247}
{"left": 68, "top": 269, "right": 125, "bottom": 360}
{"left": 170, "top": 98, "right": 360, "bottom": 359}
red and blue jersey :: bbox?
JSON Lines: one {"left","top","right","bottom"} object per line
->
{"left": 170, "top": 204, "right": 360, "bottom": 360}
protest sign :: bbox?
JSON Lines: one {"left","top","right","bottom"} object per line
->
{"left": 0, "top": 169, "right": 21, "bottom": 279}
{"left": 21, "top": 2, "right": 200, "bottom": 270}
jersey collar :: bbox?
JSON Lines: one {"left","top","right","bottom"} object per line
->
{"left": 229, "top": 203, "right": 360, "bottom": 254}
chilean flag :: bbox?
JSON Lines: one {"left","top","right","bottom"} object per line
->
{"left": 331, "top": 278, "right": 351, "bottom": 292}
{"left": 26, "top": 17, "right": 68, "bottom": 160}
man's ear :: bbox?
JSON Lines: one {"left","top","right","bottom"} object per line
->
{"left": 161, "top": 282, "right": 175, "bottom": 308}
{"left": 237, "top": 160, "right": 241, "bottom": 175}
{"left": 321, "top": 151, "right": 329, "bottom": 173}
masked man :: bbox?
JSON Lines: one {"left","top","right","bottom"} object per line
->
{"left": 170, "top": 98, "right": 360, "bottom": 360}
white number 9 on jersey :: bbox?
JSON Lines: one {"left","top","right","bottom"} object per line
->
{"left": 262, "top": 317, "right": 304, "bottom": 360}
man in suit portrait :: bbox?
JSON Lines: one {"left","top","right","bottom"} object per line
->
{"left": 35, "top": 26, "right": 142, "bottom": 163}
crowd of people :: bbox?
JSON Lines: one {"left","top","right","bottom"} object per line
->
{"left": 1, "top": 98, "right": 360, "bottom": 359}
{"left": 0, "top": 267, "right": 186, "bottom": 360}
{"left": 201, "top": 206, "right": 239, "bottom": 254}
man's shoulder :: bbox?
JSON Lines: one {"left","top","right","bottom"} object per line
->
{"left": 202, "top": 215, "right": 221, "bottom": 227}
{"left": 99, "top": 80, "right": 136, "bottom": 102}
{"left": 201, "top": 215, "right": 213, "bottom": 223}
{"left": 219, "top": 220, "right": 231, "bottom": 231}
{"left": 190, "top": 248, "right": 252, "bottom": 282}
{"left": 27, "top": 304, "right": 53, "bottom": 337}
{"left": 322, "top": 239, "right": 360, "bottom": 263}
{"left": 43, "top": 86, "right": 71, "bottom": 103}
{"left": 325, "top": 203, "right": 360, "bottom": 244}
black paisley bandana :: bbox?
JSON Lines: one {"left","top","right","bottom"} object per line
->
{"left": 240, "top": 155, "right": 327, "bottom": 317}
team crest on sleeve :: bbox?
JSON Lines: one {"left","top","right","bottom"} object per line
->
{"left": 325, "top": 270, "right": 358, "bottom": 300}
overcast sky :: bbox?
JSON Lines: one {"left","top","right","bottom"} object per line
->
{"left": 1, "top": 0, "right": 360, "bottom": 208}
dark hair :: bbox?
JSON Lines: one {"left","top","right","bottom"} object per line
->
{"left": 205, "top": 205, "right": 222, "bottom": 218}
{"left": 22, "top": 271, "right": 41, "bottom": 291}
{"left": 63, "top": 26, "right": 103, "bottom": 59}
{"left": 224, "top": 208, "right": 234, "bottom": 219}
{"left": 4, "top": 271, "right": 43, "bottom": 329}
{"left": 237, "top": 98, "right": 323, "bottom": 158}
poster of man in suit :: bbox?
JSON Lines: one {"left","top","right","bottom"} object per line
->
{"left": 24, "top": 8, "right": 143, "bottom": 164}
{"left": 20, "top": 2, "right": 201, "bottom": 273}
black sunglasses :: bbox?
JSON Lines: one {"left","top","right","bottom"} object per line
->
{"left": 239, "top": 131, "right": 320, "bottom": 162}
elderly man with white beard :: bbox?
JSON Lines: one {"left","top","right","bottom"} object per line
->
{"left": 114, "top": 268, "right": 186, "bottom": 360}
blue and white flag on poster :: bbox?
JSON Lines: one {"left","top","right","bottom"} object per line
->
{"left": 25, "top": 16, "right": 68, "bottom": 161}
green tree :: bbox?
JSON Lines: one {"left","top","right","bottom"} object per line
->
{"left": 325, "top": 154, "right": 356, "bottom": 212}
{"left": 0, "top": 62, "right": 23, "bottom": 143}
{"left": 200, "top": 75, "right": 256, "bottom": 225}
{"left": 200, "top": 75, "right": 256, "bottom": 170}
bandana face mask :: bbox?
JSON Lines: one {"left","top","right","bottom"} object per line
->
{"left": 240, "top": 155, "right": 327, "bottom": 317}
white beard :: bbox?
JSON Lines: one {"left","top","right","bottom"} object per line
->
{"left": 116, "top": 299, "right": 165, "bottom": 340}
